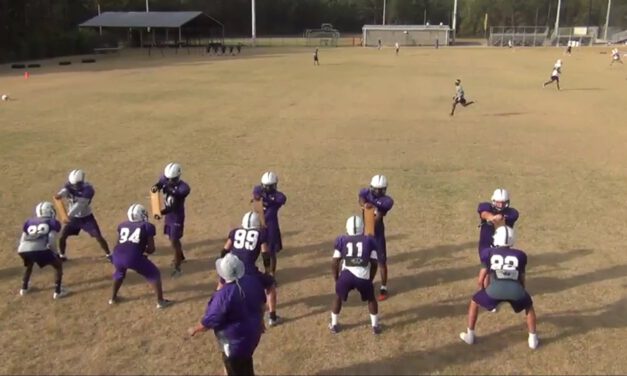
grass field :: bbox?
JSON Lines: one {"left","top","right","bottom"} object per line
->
{"left": 0, "top": 45, "right": 626, "bottom": 375}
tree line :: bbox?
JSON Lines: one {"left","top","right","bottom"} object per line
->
{"left": 1, "top": 0, "right": 625, "bottom": 62}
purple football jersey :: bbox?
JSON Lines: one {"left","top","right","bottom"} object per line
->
{"left": 155, "top": 175, "right": 191, "bottom": 224}
{"left": 201, "top": 279, "right": 264, "bottom": 358}
{"left": 59, "top": 182, "right": 96, "bottom": 218}
{"left": 477, "top": 202, "right": 519, "bottom": 251}
{"left": 113, "top": 221, "right": 156, "bottom": 261}
{"left": 334, "top": 234, "right": 378, "bottom": 268}
{"left": 63, "top": 182, "right": 95, "bottom": 200}
{"left": 18, "top": 217, "right": 62, "bottom": 253}
{"left": 359, "top": 188, "right": 394, "bottom": 216}
{"left": 228, "top": 227, "right": 268, "bottom": 272}
{"left": 358, "top": 188, "right": 394, "bottom": 254}
{"left": 480, "top": 246, "right": 527, "bottom": 283}
{"left": 252, "top": 185, "right": 286, "bottom": 226}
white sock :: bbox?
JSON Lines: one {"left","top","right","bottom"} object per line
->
{"left": 380, "top": 285, "right": 387, "bottom": 291}
{"left": 467, "top": 328, "right": 475, "bottom": 336}
{"left": 331, "top": 313, "right": 338, "bottom": 326}
{"left": 529, "top": 332, "right": 537, "bottom": 340}
{"left": 370, "top": 314, "right": 379, "bottom": 327}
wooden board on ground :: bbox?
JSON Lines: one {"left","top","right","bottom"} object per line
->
{"left": 150, "top": 191, "right": 163, "bottom": 220}
{"left": 53, "top": 197, "right": 69, "bottom": 223}
{"left": 363, "top": 206, "right": 376, "bottom": 236}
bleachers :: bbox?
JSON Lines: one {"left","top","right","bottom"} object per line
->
{"left": 610, "top": 30, "right": 627, "bottom": 44}
{"left": 550, "top": 27, "right": 598, "bottom": 46}
{"left": 489, "top": 26, "right": 549, "bottom": 47}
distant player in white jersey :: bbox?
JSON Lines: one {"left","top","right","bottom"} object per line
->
{"left": 450, "top": 79, "right": 475, "bottom": 116}
{"left": 395, "top": 42, "right": 400, "bottom": 55}
{"left": 610, "top": 48, "right": 623, "bottom": 66}
{"left": 543, "top": 60, "right": 561, "bottom": 90}
{"left": 17, "top": 202, "right": 68, "bottom": 299}
{"left": 313, "top": 48, "right": 319, "bottom": 66}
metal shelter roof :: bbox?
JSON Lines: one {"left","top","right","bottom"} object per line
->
{"left": 362, "top": 25, "right": 451, "bottom": 31}
{"left": 79, "top": 11, "right": 209, "bottom": 28}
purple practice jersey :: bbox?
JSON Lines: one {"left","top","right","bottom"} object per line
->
{"left": 228, "top": 227, "right": 268, "bottom": 272}
{"left": 252, "top": 186, "right": 286, "bottom": 225}
{"left": 359, "top": 188, "right": 394, "bottom": 231}
{"left": 18, "top": 217, "right": 62, "bottom": 253}
{"left": 333, "top": 234, "right": 378, "bottom": 280}
{"left": 480, "top": 246, "right": 527, "bottom": 284}
{"left": 113, "top": 221, "right": 156, "bottom": 262}
{"left": 154, "top": 175, "right": 191, "bottom": 225}
{"left": 477, "top": 202, "right": 519, "bottom": 252}
{"left": 201, "top": 280, "right": 265, "bottom": 358}
{"left": 252, "top": 185, "right": 286, "bottom": 253}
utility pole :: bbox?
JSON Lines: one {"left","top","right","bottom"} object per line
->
{"left": 554, "top": 0, "right": 562, "bottom": 36}
{"left": 452, "top": 0, "right": 458, "bottom": 44}
{"left": 97, "top": 2, "right": 102, "bottom": 36}
{"left": 604, "top": 0, "right": 612, "bottom": 41}
{"left": 383, "top": 0, "right": 387, "bottom": 25}
{"left": 252, "top": 0, "right": 256, "bottom": 46}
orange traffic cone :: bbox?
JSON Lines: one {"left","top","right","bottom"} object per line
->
{"left": 24, "top": 71, "right": 29, "bottom": 79}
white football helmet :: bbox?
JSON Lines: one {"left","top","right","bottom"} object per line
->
{"left": 68, "top": 169, "right": 85, "bottom": 185}
{"left": 242, "top": 211, "right": 261, "bottom": 230}
{"left": 164, "top": 163, "right": 182, "bottom": 179}
{"left": 127, "top": 204, "right": 148, "bottom": 222}
{"left": 261, "top": 171, "right": 278, "bottom": 186}
{"left": 346, "top": 215, "right": 364, "bottom": 236}
{"left": 493, "top": 226, "right": 515, "bottom": 247}
{"left": 370, "top": 175, "right": 388, "bottom": 189}
{"left": 35, "top": 201, "right": 56, "bottom": 218}
{"left": 491, "top": 188, "right": 510, "bottom": 210}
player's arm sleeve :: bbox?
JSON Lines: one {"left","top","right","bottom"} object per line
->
{"left": 478, "top": 203, "right": 494, "bottom": 222}
{"left": 200, "top": 297, "right": 227, "bottom": 329}
{"left": 479, "top": 251, "right": 490, "bottom": 269}
{"left": 153, "top": 176, "right": 167, "bottom": 191}
{"left": 477, "top": 202, "right": 492, "bottom": 214}
{"left": 47, "top": 230, "right": 59, "bottom": 253}
{"left": 506, "top": 209, "right": 520, "bottom": 225}
{"left": 519, "top": 253, "right": 527, "bottom": 274}
{"left": 177, "top": 183, "right": 191, "bottom": 199}
{"left": 83, "top": 185, "right": 95, "bottom": 200}
{"left": 67, "top": 197, "right": 91, "bottom": 217}
{"left": 145, "top": 224, "right": 157, "bottom": 254}
{"left": 17, "top": 233, "right": 27, "bottom": 252}
{"left": 377, "top": 197, "right": 394, "bottom": 216}
{"left": 358, "top": 188, "right": 369, "bottom": 202}
{"left": 276, "top": 192, "right": 287, "bottom": 206}
{"left": 252, "top": 185, "right": 263, "bottom": 200}
{"left": 332, "top": 237, "right": 343, "bottom": 259}
{"left": 56, "top": 187, "right": 69, "bottom": 198}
